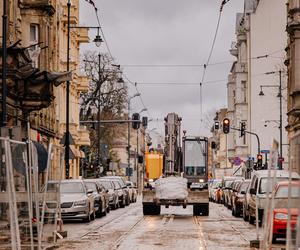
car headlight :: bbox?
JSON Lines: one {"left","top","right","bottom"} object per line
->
{"left": 149, "top": 179, "right": 154, "bottom": 182}
{"left": 74, "top": 200, "right": 87, "bottom": 206}
{"left": 274, "top": 213, "right": 288, "bottom": 220}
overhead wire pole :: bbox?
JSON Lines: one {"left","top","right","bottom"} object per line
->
{"left": 65, "top": 0, "right": 71, "bottom": 179}
{"left": 97, "top": 53, "right": 101, "bottom": 170}
{"left": 2, "top": 0, "right": 7, "bottom": 126}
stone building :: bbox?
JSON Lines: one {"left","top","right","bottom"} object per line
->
{"left": 0, "top": 0, "right": 91, "bottom": 179}
{"left": 286, "top": 0, "right": 300, "bottom": 174}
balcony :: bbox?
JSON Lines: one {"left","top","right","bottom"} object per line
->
{"left": 21, "top": 0, "right": 55, "bottom": 15}
{"left": 77, "top": 75, "right": 90, "bottom": 93}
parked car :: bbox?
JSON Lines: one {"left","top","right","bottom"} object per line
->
{"left": 227, "top": 179, "right": 244, "bottom": 209}
{"left": 98, "top": 178, "right": 119, "bottom": 209}
{"left": 103, "top": 176, "right": 131, "bottom": 205}
{"left": 126, "top": 181, "right": 137, "bottom": 203}
{"left": 44, "top": 180, "right": 95, "bottom": 222}
{"left": 209, "top": 179, "right": 222, "bottom": 202}
{"left": 222, "top": 176, "right": 243, "bottom": 208}
{"left": 272, "top": 181, "right": 300, "bottom": 243}
{"left": 105, "top": 179, "right": 126, "bottom": 208}
{"left": 84, "top": 179, "right": 109, "bottom": 217}
{"left": 247, "top": 170, "right": 300, "bottom": 226}
{"left": 271, "top": 181, "right": 299, "bottom": 243}
{"left": 231, "top": 180, "right": 251, "bottom": 217}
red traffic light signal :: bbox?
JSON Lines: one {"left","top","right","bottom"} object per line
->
{"left": 223, "top": 118, "right": 230, "bottom": 134}
{"left": 257, "top": 154, "right": 263, "bottom": 169}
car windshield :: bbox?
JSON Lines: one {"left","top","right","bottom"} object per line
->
{"left": 259, "top": 177, "right": 293, "bottom": 194}
{"left": 100, "top": 181, "right": 112, "bottom": 189}
{"left": 60, "top": 182, "right": 85, "bottom": 193}
{"left": 275, "top": 185, "right": 300, "bottom": 198}
{"left": 224, "top": 180, "right": 233, "bottom": 188}
{"left": 113, "top": 181, "right": 121, "bottom": 189}
{"left": 239, "top": 182, "right": 250, "bottom": 193}
{"left": 85, "top": 182, "right": 97, "bottom": 192}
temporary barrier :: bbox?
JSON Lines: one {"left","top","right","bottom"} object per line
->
{"left": 0, "top": 138, "right": 64, "bottom": 250}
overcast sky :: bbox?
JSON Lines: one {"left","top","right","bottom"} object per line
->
{"left": 79, "top": 0, "right": 244, "bottom": 141}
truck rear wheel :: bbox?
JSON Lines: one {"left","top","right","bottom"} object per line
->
{"left": 143, "top": 204, "right": 161, "bottom": 215}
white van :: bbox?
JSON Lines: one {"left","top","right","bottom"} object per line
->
{"left": 247, "top": 170, "right": 300, "bottom": 226}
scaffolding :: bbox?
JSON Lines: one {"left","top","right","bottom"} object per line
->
{"left": 0, "top": 137, "right": 64, "bottom": 249}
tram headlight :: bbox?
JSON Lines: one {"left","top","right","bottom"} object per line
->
{"left": 199, "top": 179, "right": 204, "bottom": 183}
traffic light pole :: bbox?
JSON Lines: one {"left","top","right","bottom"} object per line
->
{"left": 230, "top": 127, "right": 261, "bottom": 155}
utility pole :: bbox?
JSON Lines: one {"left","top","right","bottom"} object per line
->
{"left": 127, "top": 101, "right": 131, "bottom": 180}
{"left": 65, "top": 0, "right": 71, "bottom": 179}
{"left": 279, "top": 70, "right": 283, "bottom": 170}
{"left": 2, "top": 0, "right": 8, "bottom": 126}
{"left": 97, "top": 53, "right": 101, "bottom": 171}
{"left": 136, "top": 128, "right": 139, "bottom": 192}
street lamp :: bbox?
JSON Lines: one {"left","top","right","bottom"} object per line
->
{"left": 258, "top": 70, "right": 283, "bottom": 169}
{"left": 136, "top": 108, "right": 147, "bottom": 193}
{"left": 64, "top": 0, "right": 102, "bottom": 179}
{"left": 127, "top": 93, "right": 141, "bottom": 180}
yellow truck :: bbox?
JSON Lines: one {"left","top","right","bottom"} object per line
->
{"left": 144, "top": 151, "right": 163, "bottom": 185}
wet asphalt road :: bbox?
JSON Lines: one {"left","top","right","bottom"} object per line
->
{"left": 56, "top": 199, "right": 286, "bottom": 250}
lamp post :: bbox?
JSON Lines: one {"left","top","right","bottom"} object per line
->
{"left": 127, "top": 93, "right": 140, "bottom": 180}
{"left": 259, "top": 70, "right": 283, "bottom": 169}
{"left": 65, "top": 0, "right": 102, "bottom": 178}
{"left": 135, "top": 108, "right": 147, "bottom": 193}
{"left": 1, "top": 0, "right": 7, "bottom": 127}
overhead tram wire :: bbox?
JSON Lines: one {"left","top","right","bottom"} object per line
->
{"left": 198, "top": 0, "right": 230, "bottom": 123}
{"left": 92, "top": 5, "right": 151, "bottom": 118}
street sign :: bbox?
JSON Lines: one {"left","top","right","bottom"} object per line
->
{"left": 261, "top": 149, "right": 270, "bottom": 154}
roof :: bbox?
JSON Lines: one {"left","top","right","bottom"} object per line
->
{"left": 253, "top": 170, "right": 300, "bottom": 179}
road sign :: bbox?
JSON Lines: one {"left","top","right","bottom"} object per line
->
{"left": 261, "top": 149, "right": 270, "bottom": 154}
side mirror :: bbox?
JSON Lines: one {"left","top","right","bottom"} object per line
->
{"left": 106, "top": 189, "right": 109, "bottom": 193}
{"left": 241, "top": 191, "right": 246, "bottom": 195}
{"left": 250, "top": 188, "right": 256, "bottom": 195}
{"left": 126, "top": 183, "right": 131, "bottom": 187}
{"left": 87, "top": 189, "right": 93, "bottom": 195}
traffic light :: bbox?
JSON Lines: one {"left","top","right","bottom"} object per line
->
{"left": 240, "top": 122, "right": 246, "bottom": 137}
{"left": 222, "top": 118, "right": 230, "bottom": 134}
{"left": 257, "top": 154, "right": 263, "bottom": 169}
{"left": 132, "top": 113, "right": 140, "bottom": 130}
{"left": 211, "top": 141, "right": 216, "bottom": 149}
{"left": 214, "top": 121, "right": 220, "bottom": 130}
{"left": 142, "top": 116, "right": 148, "bottom": 128}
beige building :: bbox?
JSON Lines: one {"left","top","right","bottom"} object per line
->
{"left": 0, "top": 0, "right": 91, "bottom": 179}
{"left": 286, "top": 0, "right": 300, "bottom": 175}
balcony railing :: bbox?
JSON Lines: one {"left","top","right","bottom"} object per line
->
{"left": 21, "top": 0, "right": 55, "bottom": 15}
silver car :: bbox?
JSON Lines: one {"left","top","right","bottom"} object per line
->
{"left": 126, "top": 181, "right": 137, "bottom": 203}
{"left": 44, "top": 180, "right": 95, "bottom": 222}
{"left": 98, "top": 179, "right": 119, "bottom": 210}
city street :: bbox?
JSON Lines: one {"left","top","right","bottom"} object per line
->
{"left": 56, "top": 199, "right": 285, "bottom": 250}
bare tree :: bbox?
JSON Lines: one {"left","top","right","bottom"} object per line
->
{"left": 202, "top": 108, "right": 218, "bottom": 131}
{"left": 80, "top": 51, "right": 128, "bottom": 166}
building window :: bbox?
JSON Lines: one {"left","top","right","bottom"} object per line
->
{"left": 242, "top": 81, "right": 247, "bottom": 103}
{"left": 29, "top": 24, "right": 40, "bottom": 68}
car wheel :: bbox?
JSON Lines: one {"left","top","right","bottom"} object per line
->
{"left": 107, "top": 205, "right": 110, "bottom": 213}
{"left": 272, "top": 234, "right": 277, "bottom": 244}
{"left": 243, "top": 208, "right": 248, "bottom": 221}
{"left": 249, "top": 214, "right": 255, "bottom": 225}
{"left": 83, "top": 212, "right": 91, "bottom": 223}
{"left": 91, "top": 210, "right": 96, "bottom": 221}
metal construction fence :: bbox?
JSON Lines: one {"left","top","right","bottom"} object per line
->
{"left": 0, "top": 138, "right": 64, "bottom": 250}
